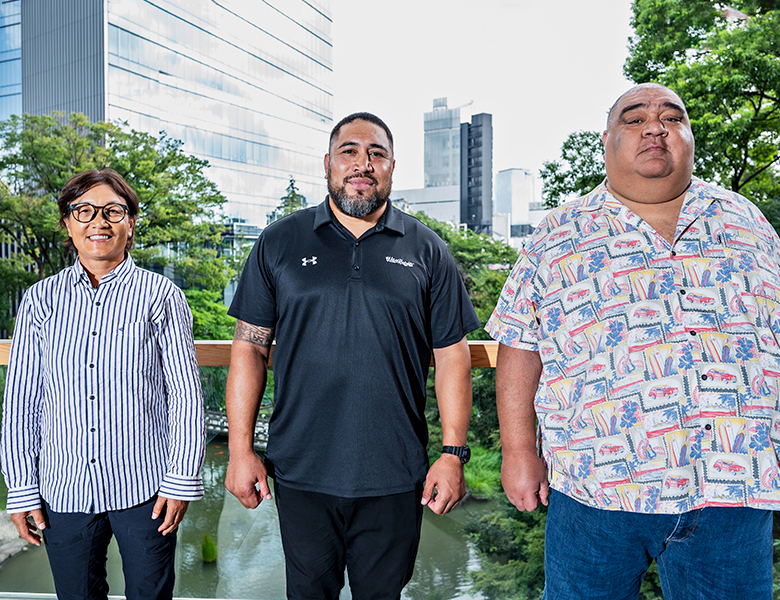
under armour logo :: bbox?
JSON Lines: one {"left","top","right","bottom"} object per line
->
{"left": 302, "top": 256, "right": 318, "bottom": 266}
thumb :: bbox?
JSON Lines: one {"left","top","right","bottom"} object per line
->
{"left": 31, "top": 509, "right": 46, "bottom": 530}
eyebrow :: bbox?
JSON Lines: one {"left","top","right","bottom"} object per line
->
{"left": 337, "top": 140, "right": 389, "bottom": 153}
{"left": 619, "top": 101, "right": 686, "bottom": 119}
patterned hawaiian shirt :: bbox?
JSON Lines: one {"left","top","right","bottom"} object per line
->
{"left": 487, "top": 178, "right": 780, "bottom": 514}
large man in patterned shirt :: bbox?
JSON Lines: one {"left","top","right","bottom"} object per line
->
{"left": 487, "top": 83, "right": 780, "bottom": 598}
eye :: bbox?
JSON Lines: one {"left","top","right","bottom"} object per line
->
{"left": 105, "top": 206, "right": 126, "bottom": 219}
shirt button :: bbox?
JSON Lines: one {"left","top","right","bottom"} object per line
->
{"left": 701, "top": 374, "right": 708, "bottom": 380}
{"left": 680, "top": 289, "right": 687, "bottom": 295}
{"left": 355, "top": 242, "right": 360, "bottom": 247}
{"left": 353, "top": 265, "right": 360, "bottom": 271}
{"left": 91, "top": 331, "right": 97, "bottom": 336}
{"left": 90, "top": 459, "right": 96, "bottom": 464}
{"left": 705, "top": 424, "right": 712, "bottom": 431}
{"left": 95, "top": 301, "right": 101, "bottom": 306}
{"left": 90, "top": 428, "right": 96, "bottom": 432}
{"left": 671, "top": 250, "right": 677, "bottom": 257}
{"left": 89, "top": 395, "right": 95, "bottom": 400}
{"left": 89, "top": 364, "right": 94, "bottom": 368}
{"left": 690, "top": 331, "right": 697, "bottom": 336}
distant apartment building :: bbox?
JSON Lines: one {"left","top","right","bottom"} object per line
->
{"left": 460, "top": 112, "right": 492, "bottom": 234}
{"left": 495, "top": 168, "right": 537, "bottom": 238}
{"left": 0, "top": 0, "right": 333, "bottom": 226}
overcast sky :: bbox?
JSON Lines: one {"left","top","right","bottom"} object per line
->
{"left": 330, "top": 0, "right": 635, "bottom": 193}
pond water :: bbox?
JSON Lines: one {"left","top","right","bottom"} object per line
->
{"left": 0, "top": 439, "right": 492, "bottom": 599}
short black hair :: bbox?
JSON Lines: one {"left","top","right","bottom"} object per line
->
{"left": 329, "top": 112, "right": 394, "bottom": 153}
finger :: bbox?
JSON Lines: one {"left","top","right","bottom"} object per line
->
{"left": 256, "top": 476, "right": 273, "bottom": 501}
{"left": 159, "top": 510, "right": 182, "bottom": 536}
{"left": 13, "top": 515, "right": 42, "bottom": 546}
{"left": 539, "top": 480, "right": 550, "bottom": 506}
{"left": 151, "top": 496, "right": 167, "bottom": 520}
{"left": 157, "top": 502, "right": 176, "bottom": 534}
{"left": 421, "top": 479, "right": 436, "bottom": 505}
{"left": 30, "top": 509, "right": 46, "bottom": 530}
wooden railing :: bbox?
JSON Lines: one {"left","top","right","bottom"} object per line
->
{"left": 0, "top": 340, "right": 499, "bottom": 368}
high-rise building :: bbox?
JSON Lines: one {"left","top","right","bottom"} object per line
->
{"left": 460, "top": 113, "right": 492, "bottom": 234}
{"left": 424, "top": 98, "right": 460, "bottom": 188}
{"left": 2, "top": 0, "right": 333, "bottom": 226}
{"left": 0, "top": 1, "right": 21, "bottom": 121}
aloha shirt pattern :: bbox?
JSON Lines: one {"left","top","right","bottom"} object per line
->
{"left": 486, "top": 178, "right": 780, "bottom": 514}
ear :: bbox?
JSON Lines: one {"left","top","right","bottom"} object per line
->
{"left": 64, "top": 215, "right": 74, "bottom": 239}
{"left": 602, "top": 130, "right": 608, "bottom": 146}
{"left": 323, "top": 153, "right": 330, "bottom": 178}
{"left": 128, "top": 216, "right": 136, "bottom": 237}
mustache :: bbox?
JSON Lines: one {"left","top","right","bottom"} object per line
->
{"left": 345, "top": 172, "right": 378, "bottom": 184}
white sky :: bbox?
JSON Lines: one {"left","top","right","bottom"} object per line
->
{"left": 331, "top": 0, "right": 635, "bottom": 192}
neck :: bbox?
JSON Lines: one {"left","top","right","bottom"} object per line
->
{"left": 606, "top": 180, "right": 689, "bottom": 245}
{"left": 79, "top": 255, "right": 125, "bottom": 288}
{"left": 328, "top": 197, "right": 388, "bottom": 239}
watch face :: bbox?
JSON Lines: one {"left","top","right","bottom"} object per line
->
{"left": 462, "top": 445, "right": 471, "bottom": 463}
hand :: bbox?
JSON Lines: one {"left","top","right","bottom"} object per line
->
{"left": 502, "top": 450, "right": 549, "bottom": 511}
{"left": 421, "top": 454, "right": 465, "bottom": 515}
{"left": 152, "top": 497, "right": 189, "bottom": 536}
{"left": 224, "top": 450, "right": 272, "bottom": 509}
{"left": 10, "top": 509, "right": 46, "bottom": 546}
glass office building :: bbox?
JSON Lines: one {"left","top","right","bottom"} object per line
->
{"left": 13, "top": 0, "right": 332, "bottom": 225}
{"left": 0, "top": 0, "right": 21, "bottom": 121}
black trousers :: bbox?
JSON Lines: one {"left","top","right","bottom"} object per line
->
{"left": 274, "top": 481, "right": 424, "bottom": 600}
{"left": 41, "top": 496, "right": 177, "bottom": 600}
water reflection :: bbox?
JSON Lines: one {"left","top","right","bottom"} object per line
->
{"left": 0, "top": 440, "right": 487, "bottom": 599}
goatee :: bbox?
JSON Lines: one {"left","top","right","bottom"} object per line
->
{"left": 328, "top": 176, "right": 390, "bottom": 218}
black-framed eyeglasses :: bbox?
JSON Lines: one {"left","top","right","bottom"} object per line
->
{"left": 69, "top": 202, "right": 129, "bottom": 223}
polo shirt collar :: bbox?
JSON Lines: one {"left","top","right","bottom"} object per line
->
{"left": 314, "top": 197, "right": 405, "bottom": 235}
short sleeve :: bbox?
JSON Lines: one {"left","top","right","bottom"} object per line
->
{"left": 228, "top": 232, "right": 277, "bottom": 328}
{"left": 429, "top": 241, "right": 481, "bottom": 348}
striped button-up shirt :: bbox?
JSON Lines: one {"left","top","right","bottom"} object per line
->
{"left": 1, "top": 256, "right": 205, "bottom": 514}
{"left": 487, "top": 178, "right": 780, "bottom": 514}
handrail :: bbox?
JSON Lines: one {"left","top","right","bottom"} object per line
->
{"left": 0, "top": 340, "right": 499, "bottom": 368}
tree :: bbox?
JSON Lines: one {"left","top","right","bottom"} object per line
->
{"left": 539, "top": 131, "right": 605, "bottom": 209}
{"left": 540, "top": 2, "right": 780, "bottom": 228}
{"left": 267, "top": 176, "right": 307, "bottom": 224}
{"left": 0, "top": 112, "right": 236, "bottom": 333}
{"left": 625, "top": 0, "right": 780, "bottom": 224}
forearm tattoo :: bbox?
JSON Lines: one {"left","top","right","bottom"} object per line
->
{"left": 234, "top": 321, "right": 274, "bottom": 349}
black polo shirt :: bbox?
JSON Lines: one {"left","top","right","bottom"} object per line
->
{"left": 228, "top": 199, "right": 480, "bottom": 497}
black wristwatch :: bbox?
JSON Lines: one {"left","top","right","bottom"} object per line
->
{"left": 442, "top": 445, "right": 470, "bottom": 464}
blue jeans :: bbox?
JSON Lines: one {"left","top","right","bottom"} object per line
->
{"left": 543, "top": 489, "right": 773, "bottom": 600}
{"left": 42, "top": 496, "right": 177, "bottom": 600}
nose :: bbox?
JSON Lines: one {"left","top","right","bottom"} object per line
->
{"left": 644, "top": 116, "right": 668, "bottom": 137}
{"left": 353, "top": 151, "right": 374, "bottom": 172}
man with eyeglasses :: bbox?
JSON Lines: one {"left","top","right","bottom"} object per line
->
{"left": 0, "top": 168, "right": 205, "bottom": 600}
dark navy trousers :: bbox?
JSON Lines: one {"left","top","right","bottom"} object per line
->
{"left": 42, "top": 496, "right": 177, "bottom": 600}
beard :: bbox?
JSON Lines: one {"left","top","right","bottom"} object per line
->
{"left": 328, "top": 171, "right": 391, "bottom": 218}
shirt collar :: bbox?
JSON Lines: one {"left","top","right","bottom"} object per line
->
{"left": 576, "top": 176, "right": 727, "bottom": 217}
{"left": 69, "top": 253, "right": 136, "bottom": 287}
{"left": 313, "top": 197, "right": 405, "bottom": 235}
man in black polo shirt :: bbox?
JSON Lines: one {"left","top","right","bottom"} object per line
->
{"left": 225, "top": 112, "right": 480, "bottom": 599}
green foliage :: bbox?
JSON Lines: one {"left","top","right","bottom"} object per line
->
{"left": 184, "top": 289, "right": 235, "bottom": 340}
{"left": 471, "top": 368, "right": 500, "bottom": 448}
{"left": 268, "top": 176, "right": 307, "bottom": 224}
{"left": 463, "top": 444, "right": 502, "bottom": 498}
{"left": 465, "top": 500, "right": 546, "bottom": 600}
{"left": 0, "top": 112, "right": 235, "bottom": 335}
{"left": 201, "top": 533, "right": 218, "bottom": 563}
{"left": 539, "top": 131, "right": 606, "bottom": 209}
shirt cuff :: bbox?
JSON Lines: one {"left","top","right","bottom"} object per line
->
{"left": 159, "top": 473, "right": 204, "bottom": 501}
{"left": 6, "top": 485, "right": 42, "bottom": 514}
